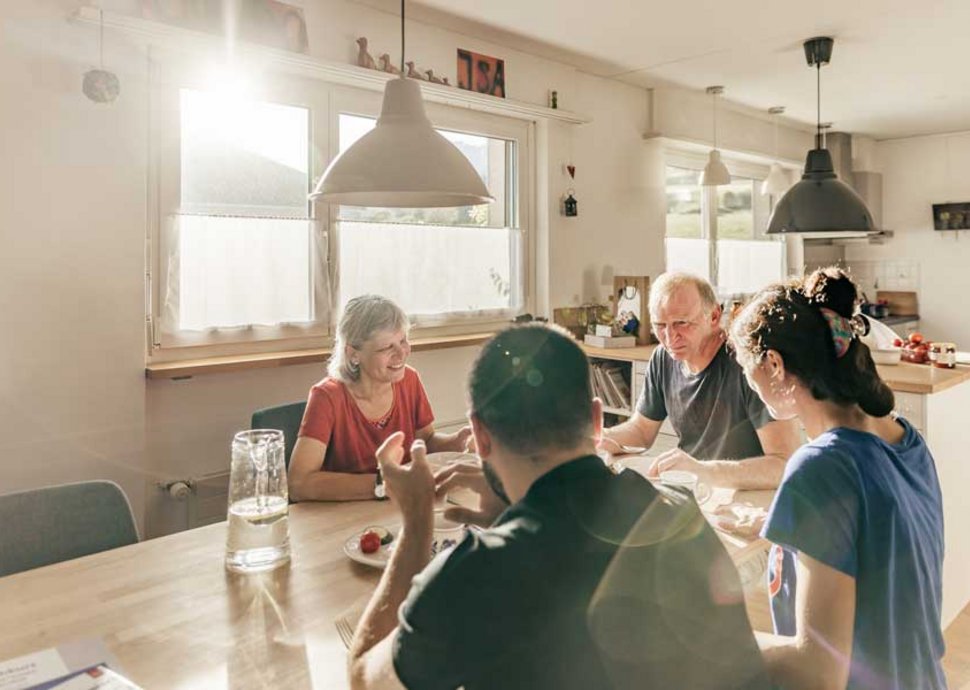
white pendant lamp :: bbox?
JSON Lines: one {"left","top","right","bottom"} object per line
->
{"left": 700, "top": 86, "right": 731, "bottom": 187}
{"left": 308, "top": 0, "right": 493, "bottom": 208}
{"left": 762, "top": 106, "right": 790, "bottom": 197}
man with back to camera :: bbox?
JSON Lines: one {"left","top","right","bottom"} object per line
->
{"left": 347, "top": 324, "right": 769, "bottom": 689}
{"left": 601, "top": 272, "right": 800, "bottom": 489}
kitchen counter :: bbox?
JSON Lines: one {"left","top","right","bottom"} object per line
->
{"left": 872, "top": 314, "right": 920, "bottom": 327}
{"left": 876, "top": 362, "right": 970, "bottom": 395}
{"left": 581, "top": 343, "right": 970, "bottom": 396}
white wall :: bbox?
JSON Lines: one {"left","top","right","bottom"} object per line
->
{"left": 0, "top": 0, "right": 813, "bottom": 537}
{"left": 0, "top": 0, "right": 660, "bottom": 536}
{"left": 845, "top": 132, "right": 970, "bottom": 348}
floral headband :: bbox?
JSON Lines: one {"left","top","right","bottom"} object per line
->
{"left": 819, "top": 308, "right": 869, "bottom": 358}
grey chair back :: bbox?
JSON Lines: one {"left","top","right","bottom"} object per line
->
{"left": 251, "top": 400, "right": 308, "bottom": 469}
{"left": 0, "top": 480, "right": 138, "bottom": 577}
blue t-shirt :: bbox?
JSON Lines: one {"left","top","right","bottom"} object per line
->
{"left": 763, "top": 417, "right": 945, "bottom": 690}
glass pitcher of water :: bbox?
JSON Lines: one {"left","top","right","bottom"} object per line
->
{"left": 225, "top": 429, "right": 290, "bottom": 573}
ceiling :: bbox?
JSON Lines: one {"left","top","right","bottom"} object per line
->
{"left": 405, "top": 0, "right": 970, "bottom": 140}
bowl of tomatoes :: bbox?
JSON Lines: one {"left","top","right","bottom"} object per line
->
{"left": 895, "top": 333, "right": 930, "bottom": 364}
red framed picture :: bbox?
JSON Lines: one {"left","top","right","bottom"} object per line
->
{"left": 456, "top": 49, "right": 506, "bottom": 98}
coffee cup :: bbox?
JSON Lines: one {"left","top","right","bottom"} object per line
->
{"left": 659, "top": 470, "right": 712, "bottom": 505}
{"left": 431, "top": 513, "right": 467, "bottom": 556}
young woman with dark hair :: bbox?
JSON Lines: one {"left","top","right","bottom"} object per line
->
{"left": 729, "top": 267, "right": 945, "bottom": 690}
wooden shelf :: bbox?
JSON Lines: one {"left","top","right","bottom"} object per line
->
{"left": 146, "top": 332, "right": 493, "bottom": 380}
{"left": 71, "top": 6, "right": 590, "bottom": 125}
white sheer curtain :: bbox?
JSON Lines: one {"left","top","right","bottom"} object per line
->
{"left": 163, "top": 215, "right": 322, "bottom": 332}
{"left": 338, "top": 221, "right": 517, "bottom": 319}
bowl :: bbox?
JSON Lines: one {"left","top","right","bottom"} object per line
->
{"left": 871, "top": 347, "right": 902, "bottom": 365}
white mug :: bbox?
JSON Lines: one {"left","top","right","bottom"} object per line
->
{"left": 659, "top": 470, "right": 712, "bottom": 505}
{"left": 431, "top": 513, "right": 467, "bottom": 556}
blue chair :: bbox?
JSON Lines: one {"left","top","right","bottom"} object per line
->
{"left": 0, "top": 480, "right": 139, "bottom": 577}
{"left": 251, "top": 401, "right": 307, "bottom": 469}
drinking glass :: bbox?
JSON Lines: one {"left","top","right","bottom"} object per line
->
{"left": 225, "top": 429, "right": 290, "bottom": 573}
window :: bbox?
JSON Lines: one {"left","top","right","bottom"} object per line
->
{"left": 664, "top": 161, "right": 785, "bottom": 296}
{"left": 150, "top": 63, "right": 531, "bottom": 358}
{"left": 331, "top": 93, "right": 530, "bottom": 326}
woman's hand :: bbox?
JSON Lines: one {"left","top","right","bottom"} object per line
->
{"left": 434, "top": 460, "right": 508, "bottom": 528}
{"left": 375, "top": 432, "right": 435, "bottom": 529}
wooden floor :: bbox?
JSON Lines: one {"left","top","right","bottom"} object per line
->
{"left": 945, "top": 605, "right": 970, "bottom": 689}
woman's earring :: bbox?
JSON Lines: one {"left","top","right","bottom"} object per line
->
{"left": 350, "top": 359, "right": 360, "bottom": 373}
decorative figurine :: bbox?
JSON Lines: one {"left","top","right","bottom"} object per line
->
{"left": 425, "top": 69, "right": 444, "bottom": 84}
{"left": 356, "top": 37, "right": 376, "bottom": 69}
{"left": 82, "top": 9, "right": 119, "bottom": 104}
{"left": 378, "top": 53, "right": 400, "bottom": 74}
{"left": 406, "top": 61, "right": 425, "bottom": 79}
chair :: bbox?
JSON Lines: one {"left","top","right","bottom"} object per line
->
{"left": 0, "top": 480, "right": 139, "bottom": 577}
{"left": 251, "top": 400, "right": 307, "bottom": 469}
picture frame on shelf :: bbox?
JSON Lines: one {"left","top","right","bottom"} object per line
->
{"left": 456, "top": 49, "right": 506, "bottom": 98}
{"left": 612, "top": 275, "right": 653, "bottom": 346}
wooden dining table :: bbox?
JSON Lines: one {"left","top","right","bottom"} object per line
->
{"left": 0, "top": 467, "right": 775, "bottom": 690}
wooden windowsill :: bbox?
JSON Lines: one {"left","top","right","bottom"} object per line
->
{"left": 145, "top": 332, "right": 494, "bottom": 380}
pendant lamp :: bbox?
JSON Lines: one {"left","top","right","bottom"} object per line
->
{"left": 761, "top": 106, "right": 789, "bottom": 197}
{"left": 766, "top": 37, "right": 873, "bottom": 235}
{"left": 700, "top": 86, "right": 731, "bottom": 187}
{"left": 308, "top": 0, "right": 493, "bottom": 208}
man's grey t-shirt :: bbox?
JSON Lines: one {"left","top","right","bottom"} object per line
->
{"left": 637, "top": 342, "right": 773, "bottom": 461}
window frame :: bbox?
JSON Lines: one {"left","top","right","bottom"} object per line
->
{"left": 147, "top": 55, "right": 536, "bottom": 363}
{"left": 149, "top": 53, "right": 332, "bottom": 358}
{"left": 325, "top": 85, "right": 535, "bottom": 332}
{"left": 664, "top": 146, "right": 787, "bottom": 294}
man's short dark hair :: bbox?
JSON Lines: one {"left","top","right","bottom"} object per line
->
{"left": 469, "top": 325, "right": 593, "bottom": 455}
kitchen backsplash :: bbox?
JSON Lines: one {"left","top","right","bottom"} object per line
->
{"left": 845, "top": 259, "right": 920, "bottom": 302}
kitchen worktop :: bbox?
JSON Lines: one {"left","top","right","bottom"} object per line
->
{"left": 581, "top": 343, "right": 970, "bottom": 395}
{"left": 875, "top": 362, "right": 970, "bottom": 394}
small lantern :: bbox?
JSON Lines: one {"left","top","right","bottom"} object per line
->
{"left": 563, "top": 190, "right": 578, "bottom": 217}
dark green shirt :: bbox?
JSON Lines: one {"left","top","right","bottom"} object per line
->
{"left": 393, "top": 455, "right": 769, "bottom": 689}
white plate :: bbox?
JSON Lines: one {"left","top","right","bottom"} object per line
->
{"left": 425, "top": 451, "right": 477, "bottom": 471}
{"left": 343, "top": 526, "right": 399, "bottom": 570}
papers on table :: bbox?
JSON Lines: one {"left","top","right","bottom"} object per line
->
{"left": 0, "top": 640, "right": 140, "bottom": 690}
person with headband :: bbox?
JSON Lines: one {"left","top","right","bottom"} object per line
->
{"left": 729, "top": 267, "right": 945, "bottom": 689}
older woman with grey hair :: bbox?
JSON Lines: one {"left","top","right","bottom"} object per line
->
{"left": 289, "top": 295, "right": 471, "bottom": 501}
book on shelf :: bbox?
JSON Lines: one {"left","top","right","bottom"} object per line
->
{"left": 584, "top": 334, "right": 636, "bottom": 349}
{"left": 605, "top": 367, "right": 631, "bottom": 404}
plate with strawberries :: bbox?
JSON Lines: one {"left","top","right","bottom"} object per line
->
{"left": 343, "top": 525, "right": 398, "bottom": 569}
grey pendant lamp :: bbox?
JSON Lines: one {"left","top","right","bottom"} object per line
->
{"left": 308, "top": 0, "right": 493, "bottom": 208}
{"left": 766, "top": 37, "right": 873, "bottom": 235}
{"left": 700, "top": 86, "right": 731, "bottom": 186}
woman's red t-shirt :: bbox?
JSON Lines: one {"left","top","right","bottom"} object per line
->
{"left": 297, "top": 366, "right": 435, "bottom": 473}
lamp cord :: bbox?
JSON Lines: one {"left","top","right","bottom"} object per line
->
{"left": 400, "top": 0, "right": 405, "bottom": 74}
{"left": 712, "top": 90, "right": 718, "bottom": 149}
{"left": 99, "top": 8, "right": 104, "bottom": 69}
{"left": 816, "top": 62, "right": 821, "bottom": 147}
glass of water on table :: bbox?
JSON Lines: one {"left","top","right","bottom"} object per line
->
{"left": 225, "top": 429, "right": 291, "bottom": 573}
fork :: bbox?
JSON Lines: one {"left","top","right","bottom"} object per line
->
{"left": 335, "top": 616, "right": 356, "bottom": 649}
